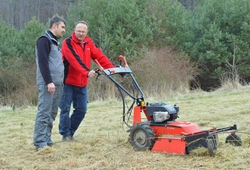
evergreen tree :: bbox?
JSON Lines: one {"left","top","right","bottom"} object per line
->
{"left": 17, "top": 17, "right": 46, "bottom": 63}
{"left": 66, "top": 0, "right": 154, "bottom": 60}
{"left": 0, "top": 17, "right": 18, "bottom": 65}
{"left": 182, "top": 0, "right": 250, "bottom": 89}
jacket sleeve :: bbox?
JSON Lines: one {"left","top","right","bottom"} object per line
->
{"left": 37, "top": 37, "right": 53, "bottom": 84}
{"left": 89, "top": 40, "right": 115, "bottom": 69}
{"left": 62, "top": 38, "right": 90, "bottom": 77}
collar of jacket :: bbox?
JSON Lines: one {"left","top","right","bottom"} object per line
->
{"left": 45, "top": 30, "right": 59, "bottom": 46}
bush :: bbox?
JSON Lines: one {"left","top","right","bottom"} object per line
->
{"left": 131, "top": 46, "right": 197, "bottom": 97}
{"left": 0, "top": 58, "right": 37, "bottom": 107}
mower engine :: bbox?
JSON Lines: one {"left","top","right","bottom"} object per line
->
{"left": 153, "top": 111, "right": 170, "bottom": 122}
{"left": 146, "top": 102, "right": 179, "bottom": 123}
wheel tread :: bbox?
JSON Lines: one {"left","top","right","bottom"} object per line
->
{"left": 129, "top": 122, "right": 155, "bottom": 150}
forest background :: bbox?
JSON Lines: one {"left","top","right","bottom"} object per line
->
{"left": 1, "top": 0, "right": 250, "bottom": 108}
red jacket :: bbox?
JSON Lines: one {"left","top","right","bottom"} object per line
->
{"left": 61, "top": 32, "right": 115, "bottom": 87}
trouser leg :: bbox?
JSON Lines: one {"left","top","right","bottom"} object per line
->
{"left": 33, "top": 85, "right": 53, "bottom": 148}
{"left": 59, "top": 84, "right": 73, "bottom": 137}
{"left": 47, "top": 85, "right": 63, "bottom": 145}
{"left": 70, "top": 86, "right": 88, "bottom": 136}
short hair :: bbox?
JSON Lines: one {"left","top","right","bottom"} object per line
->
{"left": 74, "top": 21, "right": 88, "bottom": 29}
{"left": 49, "top": 16, "right": 66, "bottom": 28}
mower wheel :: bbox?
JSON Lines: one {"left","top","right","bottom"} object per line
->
{"left": 129, "top": 122, "right": 155, "bottom": 151}
{"left": 225, "top": 133, "right": 242, "bottom": 146}
{"left": 207, "top": 138, "right": 216, "bottom": 157}
{"left": 213, "top": 134, "right": 219, "bottom": 149}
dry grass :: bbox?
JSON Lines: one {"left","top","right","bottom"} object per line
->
{"left": 1, "top": 85, "right": 250, "bottom": 170}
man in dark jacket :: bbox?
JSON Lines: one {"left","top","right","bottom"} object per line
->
{"left": 59, "top": 21, "right": 115, "bottom": 141}
{"left": 34, "top": 16, "right": 66, "bottom": 151}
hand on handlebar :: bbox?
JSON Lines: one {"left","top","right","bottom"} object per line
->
{"left": 88, "top": 70, "right": 96, "bottom": 78}
{"left": 94, "top": 69, "right": 102, "bottom": 81}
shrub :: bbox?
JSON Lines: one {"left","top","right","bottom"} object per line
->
{"left": 131, "top": 46, "right": 198, "bottom": 97}
{"left": 0, "top": 58, "right": 37, "bottom": 107}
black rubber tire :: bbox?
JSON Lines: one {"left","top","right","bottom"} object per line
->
{"left": 207, "top": 138, "right": 216, "bottom": 157}
{"left": 213, "top": 134, "right": 219, "bottom": 149}
{"left": 129, "top": 122, "right": 155, "bottom": 150}
{"left": 225, "top": 134, "right": 242, "bottom": 146}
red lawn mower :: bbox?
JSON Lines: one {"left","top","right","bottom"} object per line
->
{"left": 95, "top": 56, "right": 241, "bottom": 157}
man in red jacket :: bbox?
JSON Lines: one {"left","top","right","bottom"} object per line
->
{"left": 59, "top": 21, "right": 115, "bottom": 141}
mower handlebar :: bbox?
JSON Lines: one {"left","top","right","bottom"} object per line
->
{"left": 94, "top": 66, "right": 132, "bottom": 81}
{"left": 95, "top": 55, "right": 131, "bottom": 76}
{"left": 102, "top": 67, "right": 132, "bottom": 76}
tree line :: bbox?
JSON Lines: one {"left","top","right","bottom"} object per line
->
{"left": 0, "top": 0, "right": 250, "bottom": 107}
{"left": 0, "top": 0, "right": 77, "bottom": 30}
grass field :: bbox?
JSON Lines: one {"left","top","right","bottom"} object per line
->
{"left": 0, "top": 85, "right": 250, "bottom": 170}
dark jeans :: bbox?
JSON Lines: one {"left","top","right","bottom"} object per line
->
{"left": 59, "top": 84, "right": 88, "bottom": 137}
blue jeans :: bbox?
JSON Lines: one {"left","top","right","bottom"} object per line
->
{"left": 59, "top": 84, "right": 88, "bottom": 137}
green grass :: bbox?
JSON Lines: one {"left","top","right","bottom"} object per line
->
{"left": 1, "top": 86, "right": 250, "bottom": 170}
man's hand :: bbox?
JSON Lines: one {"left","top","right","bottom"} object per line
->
{"left": 47, "top": 83, "right": 55, "bottom": 93}
{"left": 88, "top": 70, "right": 96, "bottom": 78}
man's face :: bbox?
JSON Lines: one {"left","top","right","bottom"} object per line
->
{"left": 74, "top": 23, "right": 88, "bottom": 42}
{"left": 54, "top": 22, "right": 66, "bottom": 38}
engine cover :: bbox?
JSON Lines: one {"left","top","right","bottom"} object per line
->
{"left": 146, "top": 102, "right": 179, "bottom": 121}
